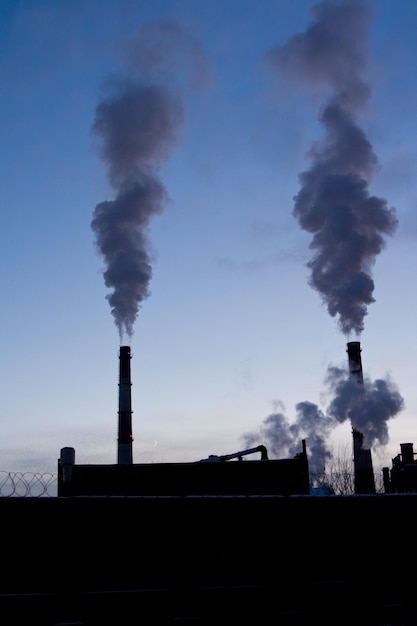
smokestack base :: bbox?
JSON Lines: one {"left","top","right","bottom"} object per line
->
{"left": 352, "top": 429, "right": 376, "bottom": 494}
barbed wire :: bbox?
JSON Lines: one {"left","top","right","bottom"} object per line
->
{"left": 0, "top": 471, "right": 58, "bottom": 497}
{"left": 0, "top": 469, "right": 381, "bottom": 498}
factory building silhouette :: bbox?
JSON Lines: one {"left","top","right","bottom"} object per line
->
{"left": 2, "top": 341, "right": 417, "bottom": 625}
{"left": 56, "top": 341, "right": 381, "bottom": 499}
{"left": 58, "top": 345, "right": 310, "bottom": 498}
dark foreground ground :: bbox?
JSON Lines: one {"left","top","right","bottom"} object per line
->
{"left": 2, "top": 494, "right": 417, "bottom": 625}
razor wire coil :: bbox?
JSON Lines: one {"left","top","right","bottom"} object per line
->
{"left": 0, "top": 471, "right": 57, "bottom": 497}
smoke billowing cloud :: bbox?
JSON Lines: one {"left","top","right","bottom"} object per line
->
{"left": 325, "top": 364, "right": 404, "bottom": 448}
{"left": 242, "top": 399, "right": 334, "bottom": 475}
{"left": 242, "top": 361, "right": 404, "bottom": 475}
{"left": 266, "top": 0, "right": 398, "bottom": 336}
{"left": 91, "top": 19, "right": 211, "bottom": 341}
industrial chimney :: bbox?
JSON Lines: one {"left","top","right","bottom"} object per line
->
{"left": 118, "top": 345, "right": 133, "bottom": 464}
{"left": 346, "top": 341, "right": 376, "bottom": 495}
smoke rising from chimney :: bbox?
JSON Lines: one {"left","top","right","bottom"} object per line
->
{"left": 242, "top": 359, "right": 404, "bottom": 475}
{"left": 265, "top": 0, "right": 398, "bottom": 335}
{"left": 91, "top": 19, "right": 211, "bottom": 341}
{"left": 243, "top": 2, "right": 405, "bottom": 471}
{"left": 241, "top": 399, "right": 335, "bottom": 475}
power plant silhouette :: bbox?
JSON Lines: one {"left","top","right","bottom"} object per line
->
{"left": 1, "top": 343, "right": 416, "bottom": 624}
{"left": 56, "top": 340, "right": 413, "bottom": 500}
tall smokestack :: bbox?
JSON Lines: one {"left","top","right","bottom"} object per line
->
{"left": 347, "top": 341, "right": 375, "bottom": 494}
{"left": 118, "top": 346, "right": 133, "bottom": 464}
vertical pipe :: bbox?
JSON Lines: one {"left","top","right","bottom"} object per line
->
{"left": 118, "top": 346, "right": 133, "bottom": 464}
{"left": 60, "top": 447, "right": 75, "bottom": 483}
{"left": 58, "top": 447, "right": 76, "bottom": 496}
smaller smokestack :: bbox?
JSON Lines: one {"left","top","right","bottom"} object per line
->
{"left": 352, "top": 428, "right": 376, "bottom": 494}
{"left": 400, "top": 443, "right": 414, "bottom": 465}
{"left": 347, "top": 341, "right": 363, "bottom": 384}
{"left": 382, "top": 466, "right": 391, "bottom": 493}
{"left": 60, "top": 447, "right": 75, "bottom": 484}
{"left": 118, "top": 346, "right": 133, "bottom": 464}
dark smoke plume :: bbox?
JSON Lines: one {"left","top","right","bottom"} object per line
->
{"left": 266, "top": 0, "right": 398, "bottom": 335}
{"left": 242, "top": 362, "right": 404, "bottom": 475}
{"left": 91, "top": 19, "right": 211, "bottom": 341}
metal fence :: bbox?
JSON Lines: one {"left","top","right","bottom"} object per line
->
{"left": 0, "top": 471, "right": 58, "bottom": 497}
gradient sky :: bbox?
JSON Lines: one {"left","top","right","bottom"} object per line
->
{"left": 1, "top": 0, "right": 416, "bottom": 478}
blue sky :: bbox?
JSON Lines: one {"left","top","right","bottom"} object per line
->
{"left": 1, "top": 0, "right": 416, "bottom": 477}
